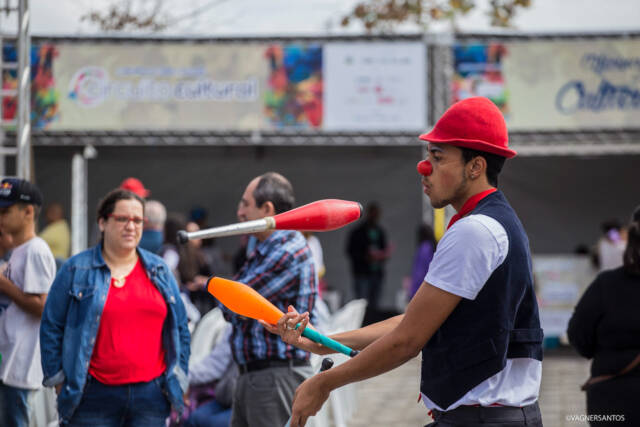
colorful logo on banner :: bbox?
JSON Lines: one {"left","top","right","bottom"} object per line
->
{"left": 555, "top": 53, "right": 640, "bottom": 114}
{"left": 68, "top": 66, "right": 109, "bottom": 108}
{"left": 264, "top": 44, "right": 323, "bottom": 129}
{"left": 2, "top": 44, "right": 59, "bottom": 130}
{"left": 67, "top": 65, "right": 259, "bottom": 107}
{"left": 452, "top": 44, "right": 509, "bottom": 115}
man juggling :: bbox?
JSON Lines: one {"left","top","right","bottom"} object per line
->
{"left": 264, "top": 97, "right": 544, "bottom": 427}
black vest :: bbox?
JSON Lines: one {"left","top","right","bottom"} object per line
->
{"left": 420, "top": 191, "right": 543, "bottom": 409}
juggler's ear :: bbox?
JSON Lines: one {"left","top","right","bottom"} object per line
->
{"left": 468, "top": 156, "right": 487, "bottom": 179}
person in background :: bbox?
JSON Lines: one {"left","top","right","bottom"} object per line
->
{"left": 596, "top": 219, "right": 627, "bottom": 272}
{"left": 408, "top": 223, "right": 437, "bottom": 300}
{"left": 346, "top": 202, "right": 391, "bottom": 312}
{"left": 139, "top": 200, "right": 166, "bottom": 254}
{"left": 189, "top": 206, "right": 208, "bottom": 230}
{"left": 184, "top": 221, "right": 214, "bottom": 315}
{"left": 90, "top": 177, "right": 152, "bottom": 248}
{"left": 302, "top": 231, "right": 331, "bottom": 330}
{"left": 226, "top": 172, "right": 317, "bottom": 427}
{"left": 0, "top": 179, "right": 56, "bottom": 427}
{"left": 568, "top": 206, "right": 640, "bottom": 426}
{"left": 160, "top": 214, "right": 203, "bottom": 324}
{"left": 119, "top": 177, "right": 150, "bottom": 199}
{"left": 303, "top": 232, "right": 326, "bottom": 297}
{"left": 184, "top": 325, "right": 236, "bottom": 427}
{"left": 40, "top": 188, "right": 190, "bottom": 426}
{"left": 39, "top": 202, "right": 71, "bottom": 263}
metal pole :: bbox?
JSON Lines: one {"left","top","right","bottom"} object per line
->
{"left": 71, "top": 153, "right": 87, "bottom": 255}
{"left": 17, "top": 0, "right": 30, "bottom": 180}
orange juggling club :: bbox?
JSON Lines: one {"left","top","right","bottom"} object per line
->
{"left": 208, "top": 276, "right": 283, "bottom": 325}
{"left": 207, "top": 277, "right": 359, "bottom": 357}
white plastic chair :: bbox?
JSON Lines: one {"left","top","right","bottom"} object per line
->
{"left": 325, "top": 299, "right": 367, "bottom": 427}
{"left": 302, "top": 354, "right": 333, "bottom": 427}
{"left": 189, "top": 307, "right": 228, "bottom": 365}
{"left": 330, "top": 298, "right": 367, "bottom": 333}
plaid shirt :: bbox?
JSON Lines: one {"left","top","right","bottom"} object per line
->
{"left": 221, "top": 230, "right": 317, "bottom": 365}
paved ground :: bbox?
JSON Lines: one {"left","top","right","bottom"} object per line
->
{"left": 344, "top": 348, "right": 591, "bottom": 426}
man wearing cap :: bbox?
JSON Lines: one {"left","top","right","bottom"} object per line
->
{"left": 0, "top": 178, "right": 56, "bottom": 426}
{"left": 266, "top": 97, "right": 543, "bottom": 427}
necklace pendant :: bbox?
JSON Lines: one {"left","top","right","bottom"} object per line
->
{"left": 113, "top": 277, "right": 126, "bottom": 288}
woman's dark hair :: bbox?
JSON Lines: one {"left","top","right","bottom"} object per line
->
{"left": 96, "top": 189, "right": 145, "bottom": 241}
{"left": 253, "top": 172, "right": 295, "bottom": 214}
{"left": 97, "top": 189, "right": 145, "bottom": 221}
{"left": 460, "top": 148, "right": 506, "bottom": 188}
{"left": 417, "top": 223, "right": 436, "bottom": 247}
{"left": 601, "top": 219, "right": 621, "bottom": 234}
{"left": 623, "top": 206, "right": 640, "bottom": 276}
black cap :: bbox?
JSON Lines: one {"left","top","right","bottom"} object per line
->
{"left": 0, "top": 178, "right": 43, "bottom": 207}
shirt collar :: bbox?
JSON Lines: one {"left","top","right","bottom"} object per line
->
{"left": 447, "top": 188, "right": 497, "bottom": 230}
{"left": 251, "top": 229, "right": 290, "bottom": 257}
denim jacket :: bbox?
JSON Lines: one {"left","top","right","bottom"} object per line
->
{"left": 40, "top": 245, "right": 190, "bottom": 423}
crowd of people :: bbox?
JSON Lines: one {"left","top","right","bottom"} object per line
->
{"left": 0, "top": 97, "right": 637, "bottom": 427}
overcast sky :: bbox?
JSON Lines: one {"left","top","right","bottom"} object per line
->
{"left": 14, "top": 0, "right": 640, "bottom": 37}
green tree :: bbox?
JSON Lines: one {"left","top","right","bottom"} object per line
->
{"left": 341, "top": 0, "right": 532, "bottom": 32}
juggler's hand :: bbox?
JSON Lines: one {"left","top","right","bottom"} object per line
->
{"left": 259, "top": 306, "right": 317, "bottom": 352}
{"left": 289, "top": 374, "right": 330, "bottom": 427}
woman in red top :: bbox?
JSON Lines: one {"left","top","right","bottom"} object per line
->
{"left": 41, "top": 189, "right": 190, "bottom": 426}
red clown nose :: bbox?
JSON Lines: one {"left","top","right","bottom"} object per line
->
{"left": 417, "top": 160, "right": 432, "bottom": 176}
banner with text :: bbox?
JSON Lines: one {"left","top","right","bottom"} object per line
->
{"left": 453, "top": 39, "right": 640, "bottom": 130}
{"left": 323, "top": 42, "right": 426, "bottom": 131}
{"left": 52, "top": 43, "right": 269, "bottom": 131}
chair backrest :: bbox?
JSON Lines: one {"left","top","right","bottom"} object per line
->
{"left": 189, "top": 308, "right": 228, "bottom": 365}
{"left": 329, "top": 299, "right": 367, "bottom": 333}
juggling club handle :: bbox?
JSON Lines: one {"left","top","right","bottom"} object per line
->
{"left": 177, "top": 230, "right": 189, "bottom": 244}
{"left": 300, "top": 327, "right": 360, "bottom": 358}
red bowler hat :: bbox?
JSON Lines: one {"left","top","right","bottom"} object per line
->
{"left": 419, "top": 97, "right": 516, "bottom": 158}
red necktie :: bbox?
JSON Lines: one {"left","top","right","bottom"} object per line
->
{"left": 447, "top": 189, "right": 497, "bottom": 230}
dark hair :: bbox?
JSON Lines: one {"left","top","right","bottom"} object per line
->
{"left": 253, "top": 172, "right": 295, "bottom": 214}
{"left": 17, "top": 203, "right": 41, "bottom": 220}
{"left": 601, "top": 219, "right": 621, "bottom": 234}
{"left": 460, "top": 148, "right": 506, "bottom": 188}
{"left": 97, "top": 189, "right": 145, "bottom": 222}
{"left": 417, "top": 223, "right": 436, "bottom": 247}
{"left": 623, "top": 206, "right": 640, "bottom": 276}
{"left": 163, "top": 213, "right": 203, "bottom": 284}
{"left": 366, "top": 201, "right": 380, "bottom": 215}
{"left": 164, "top": 213, "right": 186, "bottom": 247}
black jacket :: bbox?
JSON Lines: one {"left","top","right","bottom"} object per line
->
{"left": 568, "top": 267, "right": 640, "bottom": 377}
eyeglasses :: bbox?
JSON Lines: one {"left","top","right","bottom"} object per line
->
{"left": 107, "top": 214, "right": 144, "bottom": 226}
